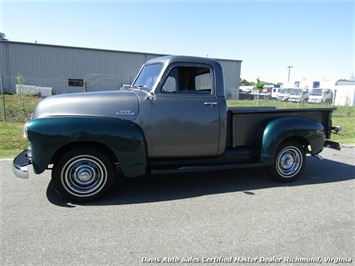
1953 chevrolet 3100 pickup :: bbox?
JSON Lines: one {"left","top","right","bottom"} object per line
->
{"left": 13, "top": 56, "right": 341, "bottom": 202}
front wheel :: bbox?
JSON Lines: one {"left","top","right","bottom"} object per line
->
{"left": 265, "top": 141, "right": 306, "bottom": 182}
{"left": 52, "top": 148, "right": 115, "bottom": 202}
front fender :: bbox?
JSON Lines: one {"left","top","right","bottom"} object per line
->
{"left": 261, "top": 117, "right": 325, "bottom": 164}
{"left": 26, "top": 116, "right": 147, "bottom": 177}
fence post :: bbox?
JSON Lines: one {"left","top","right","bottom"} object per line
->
{"left": 1, "top": 75, "right": 6, "bottom": 122}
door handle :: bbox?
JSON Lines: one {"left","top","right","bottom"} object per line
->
{"left": 204, "top": 102, "right": 218, "bottom": 106}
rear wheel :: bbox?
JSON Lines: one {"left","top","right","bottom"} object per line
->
{"left": 52, "top": 148, "right": 115, "bottom": 202}
{"left": 265, "top": 141, "right": 306, "bottom": 182}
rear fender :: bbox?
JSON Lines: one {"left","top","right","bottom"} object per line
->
{"left": 261, "top": 117, "right": 325, "bottom": 165}
{"left": 26, "top": 117, "right": 147, "bottom": 177}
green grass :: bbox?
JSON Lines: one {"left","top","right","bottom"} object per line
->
{"left": 0, "top": 95, "right": 354, "bottom": 159}
{"left": 1, "top": 94, "right": 42, "bottom": 158}
{"left": 330, "top": 117, "right": 355, "bottom": 144}
{"left": 0, "top": 122, "right": 28, "bottom": 158}
{"left": 1, "top": 94, "right": 41, "bottom": 122}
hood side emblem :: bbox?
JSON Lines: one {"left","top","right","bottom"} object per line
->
{"left": 116, "top": 110, "right": 135, "bottom": 116}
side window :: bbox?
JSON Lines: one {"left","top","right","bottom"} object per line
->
{"left": 162, "top": 68, "right": 178, "bottom": 93}
{"left": 163, "top": 77, "right": 177, "bottom": 92}
{"left": 195, "top": 72, "right": 212, "bottom": 92}
{"left": 161, "top": 66, "right": 212, "bottom": 94}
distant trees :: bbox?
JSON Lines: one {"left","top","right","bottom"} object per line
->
{"left": 241, "top": 78, "right": 283, "bottom": 88}
{"left": 240, "top": 79, "right": 255, "bottom": 86}
{"left": 240, "top": 78, "right": 265, "bottom": 90}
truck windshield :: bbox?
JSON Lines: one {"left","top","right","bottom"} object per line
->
{"left": 132, "top": 63, "right": 163, "bottom": 91}
{"left": 310, "top": 89, "right": 323, "bottom": 96}
{"left": 280, "top": 88, "right": 292, "bottom": 94}
{"left": 291, "top": 89, "right": 301, "bottom": 95}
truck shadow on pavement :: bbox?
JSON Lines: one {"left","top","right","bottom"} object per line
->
{"left": 46, "top": 156, "right": 355, "bottom": 207}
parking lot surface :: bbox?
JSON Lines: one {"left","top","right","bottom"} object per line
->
{"left": 1, "top": 147, "right": 354, "bottom": 265}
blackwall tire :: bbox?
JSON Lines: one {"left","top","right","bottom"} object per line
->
{"left": 265, "top": 141, "right": 306, "bottom": 182}
{"left": 52, "top": 148, "right": 115, "bottom": 202}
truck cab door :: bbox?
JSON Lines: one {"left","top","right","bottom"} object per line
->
{"left": 150, "top": 64, "right": 220, "bottom": 158}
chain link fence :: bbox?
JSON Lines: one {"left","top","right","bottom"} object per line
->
{"left": 1, "top": 74, "right": 128, "bottom": 95}
{"left": 1, "top": 74, "right": 130, "bottom": 122}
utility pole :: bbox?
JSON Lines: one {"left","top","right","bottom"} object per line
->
{"left": 287, "top": 66, "right": 293, "bottom": 82}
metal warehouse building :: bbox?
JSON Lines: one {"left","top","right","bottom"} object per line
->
{"left": 0, "top": 41, "right": 241, "bottom": 97}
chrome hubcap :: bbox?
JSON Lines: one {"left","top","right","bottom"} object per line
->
{"left": 281, "top": 154, "right": 294, "bottom": 169}
{"left": 61, "top": 155, "right": 107, "bottom": 197}
{"left": 276, "top": 147, "right": 302, "bottom": 178}
{"left": 75, "top": 165, "right": 95, "bottom": 184}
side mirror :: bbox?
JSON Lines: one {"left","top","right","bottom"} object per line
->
{"left": 145, "top": 91, "right": 156, "bottom": 101}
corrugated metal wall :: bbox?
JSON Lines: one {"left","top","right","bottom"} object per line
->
{"left": 0, "top": 41, "right": 241, "bottom": 97}
{"left": 219, "top": 60, "right": 241, "bottom": 98}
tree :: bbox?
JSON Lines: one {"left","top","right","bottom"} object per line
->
{"left": 240, "top": 79, "right": 255, "bottom": 86}
{"left": 255, "top": 78, "right": 264, "bottom": 90}
{"left": 17, "top": 73, "right": 26, "bottom": 108}
{"left": 0, "top": 32, "right": 8, "bottom": 41}
{"left": 254, "top": 78, "right": 264, "bottom": 107}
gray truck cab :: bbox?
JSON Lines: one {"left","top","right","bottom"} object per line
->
{"left": 131, "top": 56, "right": 227, "bottom": 158}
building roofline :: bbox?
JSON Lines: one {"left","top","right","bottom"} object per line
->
{"left": 0, "top": 40, "right": 242, "bottom": 63}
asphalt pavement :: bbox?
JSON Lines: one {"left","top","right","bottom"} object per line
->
{"left": 1, "top": 147, "right": 354, "bottom": 265}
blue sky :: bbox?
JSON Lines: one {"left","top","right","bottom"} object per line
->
{"left": 1, "top": 0, "right": 354, "bottom": 83}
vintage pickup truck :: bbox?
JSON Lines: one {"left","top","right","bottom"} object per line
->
{"left": 13, "top": 56, "right": 341, "bottom": 202}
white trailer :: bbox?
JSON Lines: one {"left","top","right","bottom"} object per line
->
{"left": 334, "top": 86, "right": 355, "bottom": 106}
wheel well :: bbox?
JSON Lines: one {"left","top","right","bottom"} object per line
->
{"left": 50, "top": 142, "right": 118, "bottom": 165}
{"left": 281, "top": 136, "right": 310, "bottom": 152}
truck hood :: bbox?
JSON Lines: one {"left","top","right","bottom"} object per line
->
{"left": 33, "top": 90, "right": 139, "bottom": 120}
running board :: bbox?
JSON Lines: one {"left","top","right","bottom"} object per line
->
{"left": 150, "top": 161, "right": 265, "bottom": 175}
{"left": 149, "top": 147, "right": 263, "bottom": 175}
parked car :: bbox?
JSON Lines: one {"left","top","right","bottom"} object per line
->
{"left": 289, "top": 89, "right": 309, "bottom": 103}
{"left": 239, "top": 90, "right": 254, "bottom": 100}
{"left": 309, "top": 88, "right": 333, "bottom": 104}
{"left": 277, "top": 88, "right": 293, "bottom": 101}
{"left": 271, "top": 88, "right": 281, "bottom": 100}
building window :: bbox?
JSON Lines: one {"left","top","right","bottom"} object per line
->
{"left": 68, "top": 78, "right": 84, "bottom": 87}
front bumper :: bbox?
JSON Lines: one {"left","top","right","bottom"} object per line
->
{"left": 12, "top": 149, "right": 32, "bottom": 179}
{"left": 309, "top": 99, "right": 321, "bottom": 103}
